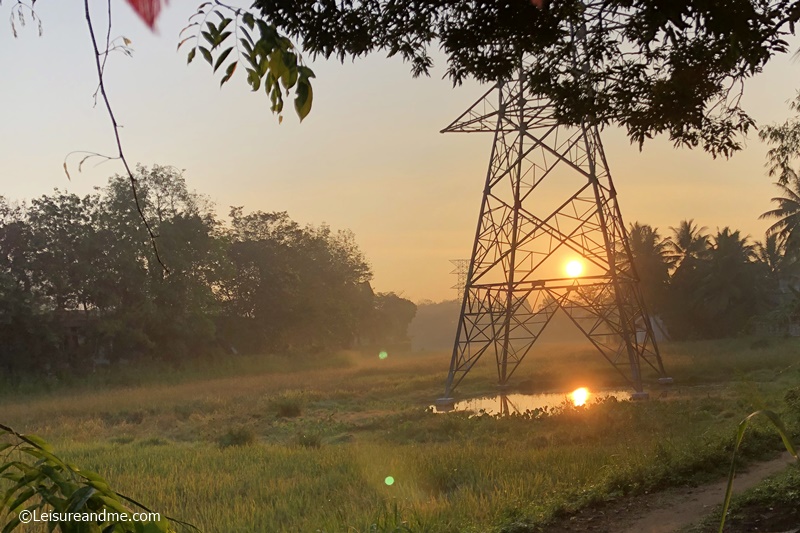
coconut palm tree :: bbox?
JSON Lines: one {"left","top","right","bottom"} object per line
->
{"left": 666, "top": 219, "right": 710, "bottom": 269}
{"left": 760, "top": 175, "right": 800, "bottom": 253}
{"left": 695, "top": 228, "right": 762, "bottom": 337}
{"left": 754, "top": 233, "right": 788, "bottom": 282}
{"left": 628, "top": 223, "right": 670, "bottom": 312}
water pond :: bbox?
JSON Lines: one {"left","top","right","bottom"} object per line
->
{"left": 434, "top": 387, "right": 633, "bottom": 415}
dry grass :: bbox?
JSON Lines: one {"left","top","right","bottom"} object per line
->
{"left": 3, "top": 339, "right": 799, "bottom": 532}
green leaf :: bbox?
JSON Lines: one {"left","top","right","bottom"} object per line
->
{"left": 257, "top": 54, "right": 269, "bottom": 77}
{"left": 187, "top": 47, "right": 196, "bottom": 65}
{"left": 199, "top": 47, "right": 213, "bottom": 66}
{"left": 66, "top": 486, "right": 97, "bottom": 512}
{"left": 242, "top": 12, "right": 255, "bottom": 29}
{"left": 271, "top": 85, "right": 283, "bottom": 114}
{"left": 217, "top": 31, "right": 232, "bottom": 47}
{"left": 97, "top": 495, "right": 129, "bottom": 515}
{"left": 246, "top": 68, "right": 261, "bottom": 92}
{"left": 294, "top": 80, "right": 313, "bottom": 121}
{"left": 220, "top": 61, "right": 237, "bottom": 87}
{"left": 80, "top": 469, "right": 107, "bottom": 484}
{"left": 22, "top": 434, "right": 54, "bottom": 454}
{"left": 298, "top": 65, "right": 316, "bottom": 80}
{"left": 268, "top": 49, "right": 287, "bottom": 81}
{"left": 176, "top": 37, "right": 192, "bottom": 51}
{"left": 281, "top": 65, "right": 298, "bottom": 91}
{"left": 201, "top": 31, "right": 214, "bottom": 46}
{"left": 7, "top": 487, "right": 34, "bottom": 512}
{"left": 240, "top": 38, "right": 253, "bottom": 56}
{"left": 240, "top": 26, "right": 254, "bottom": 46}
{"left": 213, "top": 47, "right": 233, "bottom": 73}
{"left": 0, "top": 461, "right": 27, "bottom": 476}
{"left": 718, "top": 410, "right": 799, "bottom": 533}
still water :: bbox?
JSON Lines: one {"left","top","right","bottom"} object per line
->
{"left": 434, "top": 387, "right": 632, "bottom": 415}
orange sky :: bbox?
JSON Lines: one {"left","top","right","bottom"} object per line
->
{"left": 2, "top": 1, "right": 799, "bottom": 302}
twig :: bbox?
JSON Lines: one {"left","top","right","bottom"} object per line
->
{"left": 84, "top": 0, "right": 168, "bottom": 273}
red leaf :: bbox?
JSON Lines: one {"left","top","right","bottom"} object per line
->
{"left": 125, "top": 0, "right": 166, "bottom": 29}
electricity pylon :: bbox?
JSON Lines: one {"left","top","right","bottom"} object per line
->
{"left": 450, "top": 259, "right": 469, "bottom": 300}
{"left": 438, "top": 69, "right": 671, "bottom": 404}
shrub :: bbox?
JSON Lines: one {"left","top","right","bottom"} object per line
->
{"left": 269, "top": 391, "right": 305, "bottom": 418}
{"left": 218, "top": 426, "right": 256, "bottom": 448}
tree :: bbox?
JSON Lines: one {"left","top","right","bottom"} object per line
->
{"left": 12, "top": 0, "right": 795, "bottom": 156}
{"left": 760, "top": 92, "right": 800, "bottom": 186}
{"left": 693, "top": 228, "right": 763, "bottom": 337}
{"left": 628, "top": 222, "right": 670, "bottom": 313}
{"left": 99, "top": 166, "right": 224, "bottom": 361}
{"left": 221, "top": 208, "right": 374, "bottom": 352}
{"left": 760, "top": 174, "right": 800, "bottom": 251}
{"left": 754, "top": 233, "right": 797, "bottom": 294}
{"left": 666, "top": 219, "right": 710, "bottom": 269}
{"left": 360, "top": 292, "right": 418, "bottom": 348}
{"left": 251, "top": 0, "right": 800, "bottom": 156}
{"left": 0, "top": 199, "right": 58, "bottom": 375}
{"left": 752, "top": 232, "right": 800, "bottom": 334}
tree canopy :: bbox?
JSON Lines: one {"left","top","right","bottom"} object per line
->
{"left": 249, "top": 0, "right": 800, "bottom": 157}
{"left": 0, "top": 166, "right": 416, "bottom": 376}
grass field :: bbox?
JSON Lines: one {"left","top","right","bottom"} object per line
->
{"left": 2, "top": 338, "right": 799, "bottom": 532}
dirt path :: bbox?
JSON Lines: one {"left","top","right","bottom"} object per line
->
{"left": 549, "top": 452, "right": 796, "bottom": 533}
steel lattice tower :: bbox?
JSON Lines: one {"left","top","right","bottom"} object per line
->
{"left": 438, "top": 61, "right": 671, "bottom": 403}
{"left": 450, "top": 259, "right": 470, "bottom": 299}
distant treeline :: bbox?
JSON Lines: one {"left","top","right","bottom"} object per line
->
{"left": 0, "top": 165, "right": 416, "bottom": 375}
{"left": 408, "top": 220, "right": 800, "bottom": 351}
{"left": 629, "top": 221, "right": 800, "bottom": 339}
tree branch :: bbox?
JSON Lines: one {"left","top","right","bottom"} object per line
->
{"left": 84, "top": 0, "right": 168, "bottom": 273}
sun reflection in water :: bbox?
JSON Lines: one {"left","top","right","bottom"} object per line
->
{"left": 571, "top": 387, "right": 589, "bottom": 406}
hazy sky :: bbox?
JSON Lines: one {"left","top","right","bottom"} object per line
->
{"left": 3, "top": 1, "right": 800, "bottom": 302}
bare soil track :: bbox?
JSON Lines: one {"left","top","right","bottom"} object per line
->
{"left": 546, "top": 452, "right": 797, "bottom": 533}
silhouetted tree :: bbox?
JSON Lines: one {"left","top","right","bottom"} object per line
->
{"left": 693, "top": 228, "right": 763, "bottom": 337}
{"left": 761, "top": 175, "right": 800, "bottom": 253}
{"left": 628, "top": 222, "right": 670, "bottom": 314}
{"left": 361, "top": 292, "right": 417, "bottom": 348}
{"left": 249, "top": 0, "right": 800, "bottom": 156}
{"left": 666, "top": 219, "right": 710, "bottom": 270}
{"left": 222, "top": 208, "right": 373, "bottom": 352}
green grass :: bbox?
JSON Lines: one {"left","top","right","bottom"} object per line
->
{"left": 3, "top": 339, "right": 800, "bottom": 532}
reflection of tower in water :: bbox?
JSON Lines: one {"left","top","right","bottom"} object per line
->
{"left": 437, "top": 8, "right": 672, "bottom": 405}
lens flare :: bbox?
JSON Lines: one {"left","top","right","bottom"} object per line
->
{"left": 571, "top": 387, "right": 589, "bottom": 406}
{"left": 565, "top": 260, "right": 583, "bottom": 277}
{"left": 378, "top": 351, "right": 388, "bottom": 360}
{"left": 384, "top": 476, "right": 395, "bottom": 486}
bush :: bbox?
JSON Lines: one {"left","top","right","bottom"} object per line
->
{"left": 218, "top": 426, "right": 256, "bottom": 448}
{"left": 270, "top": 391, "right": 305, "bottom": 418}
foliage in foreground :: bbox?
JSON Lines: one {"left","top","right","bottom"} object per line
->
{"left": 0, "top": 424, "right": 184, "bottom": 533}
{"left": 718, "top": 410, "right": 798, "bottom": 533}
